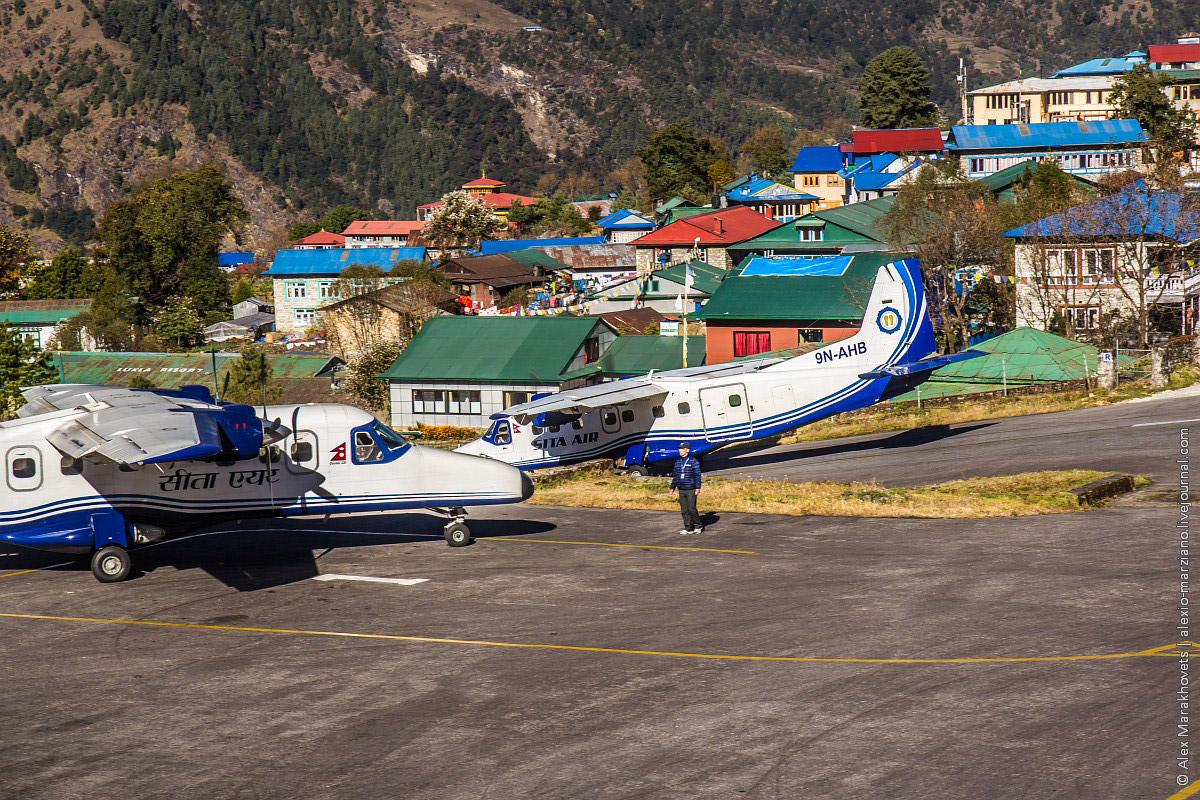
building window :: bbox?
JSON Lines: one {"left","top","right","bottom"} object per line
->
{"left": 317, "top": 281, "right": 340, "bottom": 299}
{"left": 1064, "top": 306, "right": 1100, "bottom": 330}
{"left": 802, "top": 175, "right": 820, "bottom": 187}
{"left": 447, "top": 390, "right": 482, "bottom": 415}
{"left": 1047, "top": 91, "right": 1071, "bottom": 106}
{"left": 504, "top": 391, "right": 531, "bottom": 408}
{"left": 826, "top": 175, "right": 842, "bottom": 186}
{"left": 413, "top": 389, "right": 446, "bottom": 413}
{"left": 583, "top": 337, "right": 600, "bottom": 364}
{"left": 293, "top": 308, "right": 316, "bottom": 325}
{"left": 285, "top": 281, "right": 307, "bottom": 299}
{"left": 733, "top": 331, "right": 772, "bottom": 358}
{"left": 799, "top": 328, "right": 824, "bottom": 343}
{"left": 798, "top": 227, "right": 823, "bottom": 242}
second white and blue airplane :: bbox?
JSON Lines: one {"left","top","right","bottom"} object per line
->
{"left": 457, "top": 258, "right": 982, "bottom": 472}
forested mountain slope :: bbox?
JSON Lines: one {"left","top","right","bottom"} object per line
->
{"left": 0, "top": 0, "right": 1191, "bottom": 252}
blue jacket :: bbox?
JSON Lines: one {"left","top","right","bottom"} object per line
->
{"left": 670, "top": 455, "right": 702, "bottom": 490}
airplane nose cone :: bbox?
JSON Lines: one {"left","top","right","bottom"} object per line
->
{"left": 520, "top": 470, "right": 535, "bottom": 501}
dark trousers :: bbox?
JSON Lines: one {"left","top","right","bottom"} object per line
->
{"left": 677, "top": 489, "right": 701, "bottom": 530}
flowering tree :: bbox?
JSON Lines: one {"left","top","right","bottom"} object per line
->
{"left": 423, "top": 191, "right": 503, "bottom": 255}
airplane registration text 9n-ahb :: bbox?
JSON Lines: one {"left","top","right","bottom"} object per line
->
{"left": 0, "top": 389, "right": 533, "bottom": 582}
{"left": 457, "top": 259, "right": 983, "bottom": 471}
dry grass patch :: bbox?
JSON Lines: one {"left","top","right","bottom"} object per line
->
{"left": 529, "top": 467, "right": 1134, "bottom": 518}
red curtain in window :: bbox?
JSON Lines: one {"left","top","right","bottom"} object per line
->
{"left": 733, "top": 331, "right": 771, "bottom": 358}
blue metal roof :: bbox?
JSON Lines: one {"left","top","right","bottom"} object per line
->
{"left": 849, "top": 160, "right": 921, "bottom": 191}
{"left": 949, "top": 119, "right": 1147, "bottom": 151}
{"left": 739, "top": 255, "right": 853, "bottom": 276}
{"left": 218, "top": 252, "right": 254, "bottom": 266}
{"left": 479, "top": 237, "right": 605, "bottom": 255}
{"left": 790, "top": 145, "right": 844, "bottom": 173}
{"left": 264, "top": 246, "right": 427, "bottom": 276}
{"left": 596, "top": 210, "right": 656, "bottom": 229}
{"left": 1004, "top": 185, "right": 1200, "bottom": 240}
{"left": 1052, "top": 54, "right": 1146, "bottom": 76}
{"left": 725, "top": 177, "right": 819, "bottom": 204}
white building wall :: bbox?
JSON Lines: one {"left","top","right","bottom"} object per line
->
{"left": 388, "top": 380, "right": 556, "bottom": 429}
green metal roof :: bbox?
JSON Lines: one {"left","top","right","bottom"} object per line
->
{"left": 46, "top": 351, "right": 341, "bottom": 404}
{"left": 503, "top": 249, "right": 569, "bottom": 271}
{"left": 731, "top": 196, "right": 895, "bottom": 251}
{"left": 0, "top": 299, "right": 92, "bottom": 325}
{"left": 807, "top": 196, "right": 896, "bottom": 239}
{"left": 889, "top": 327, "right": 1130, "bottom": 400}
{"left": 695, "top": 252, "right": 899, "bottom": 321}
{"left": 976, "top": 159, "right": 1096, "bottom": 199}
{"left": 559, "top": 334, "right": 706, "bottom": 380}
{"left": 655, "top": 260, "right": 728, "bottom": 295}
{"left": 378, "top": 316, "right": 602, "bottom": 383}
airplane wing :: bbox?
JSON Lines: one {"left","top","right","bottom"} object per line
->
{"left": 491, "top": 380, "right": 669, "bottom": 422}
{"left": 857, "top": 350, "right": 986, "bottom": 379}
{"left": 19, "top": 384, "right": 264, "bottom": 465}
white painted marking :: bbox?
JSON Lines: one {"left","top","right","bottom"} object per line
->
{"left": 313, "top": 574, "right": 429, "bottom": 586}
{"left": 1131, "top": 418, "right": 1200, "bottom": 428}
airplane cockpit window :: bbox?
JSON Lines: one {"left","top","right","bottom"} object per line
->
{"left": 372, "top": 421, "right": 411, "bottom": 453}
{"left": 494, "top": 421, "right": 512, "bottom": 445}
{"left": 355, "top": 430, "right": 383, "bottom": 462}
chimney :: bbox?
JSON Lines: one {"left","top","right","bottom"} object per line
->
{"left": 714, "top": 217, "right": 724, "bottom": 235}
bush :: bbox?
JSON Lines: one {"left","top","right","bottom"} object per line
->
{"left": 416, "top": 424, "right": 479, "bottom": 441}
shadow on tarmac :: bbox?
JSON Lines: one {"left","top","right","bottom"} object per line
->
{"left": 0, "top": 513, "right": 558, "bottom": 592}
{"left": 706, "top": 422, "right": 997, "bottom": 472}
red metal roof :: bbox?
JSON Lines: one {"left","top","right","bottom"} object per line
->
{"left": 629, "top": 206, "right": 782, "bottom": 246}
{"left": 418, "top": 192, "right": 539, "bottom": 210}
{"left": 462, "top": 176, "right": 506, "bottom": 188}
{"left": 293, "top": 231, "right": 345, "bottom": 246}
{"left": 844, "top": 128, "right": 945, "bottom": 154}
{"left": 1148, "top": 43, "right": 1200, "bottom": 63}
{"left": 342, "top": 220, "right": 424, "bottom": 236}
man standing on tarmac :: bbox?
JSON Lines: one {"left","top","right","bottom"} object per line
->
{"left": 669, "top": 442, "right": 704, "bottom": 535}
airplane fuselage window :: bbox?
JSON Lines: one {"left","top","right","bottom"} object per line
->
{"left": 571, "top": 418, "right": 584, "bottom": 430}
{"left": 621, "top": 409, "right": 635, "bottom": 423}
{"left": 652, "top": 405, "right": 665, "bottom": 418}
{"left": 678, "top": 402, "right": 691, "bottom": 415}
{"left": 291, "top": 442, "right": 314, "bottom": 463}
{"left": 729, "top": 394, "right": 743, "bottom": 407}
{"left": 11, "top": 458, "right": 35, "bottom": 479}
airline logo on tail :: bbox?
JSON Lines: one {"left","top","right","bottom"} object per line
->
{"left": 876, "top": 307, "right": 903, "bottom": 333}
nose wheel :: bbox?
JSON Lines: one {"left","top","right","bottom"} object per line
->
{"left": 91, "top": 545, "right": 133, "bottom": 583}
{"left": 440, "top": 506, "right": 474, "bottom": 547}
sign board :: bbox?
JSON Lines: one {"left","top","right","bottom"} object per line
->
{"left": 1099, "top": 351, "right": 1113, "bottom": 363}
{"left": 659, "top": 320, "right": 680, "bottom": 336}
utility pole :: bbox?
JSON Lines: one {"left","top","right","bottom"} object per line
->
{"left": 957, "top": 58, "right": 971, "bottom": 124}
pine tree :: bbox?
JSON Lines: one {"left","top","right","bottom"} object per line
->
{"left": 856, "top": 47, "right": 939, "bottom": 130}
{"left": 27, "top": 246, "right": 87, "bottom": 299}
{"left": 223, "top": 343, "right": 281, "bottom": 406}
{"left": 0, "top": 322, "right": 55, "bottom": 417}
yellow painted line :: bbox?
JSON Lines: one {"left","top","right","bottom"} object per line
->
{"left": 1167, "top": 781, "right": 1200, "bottom": 799}
{"left": 481, "top": 537, "right": 755, "bottom": 555}
{"left": 0, "top": 612, "right": 1179, "bottom": 665}
{"left": 0, "top": 569, "right": 41, "bottom": 580}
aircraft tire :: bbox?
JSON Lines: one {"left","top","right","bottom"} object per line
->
{"left": 625, "top": 464, "right": 650, "bottom": 477}
{"left": 91, "top": 545, "right": 132, "bottom": 583}
{"left": 444, "top": 523, "right": 472, "bottom": 547}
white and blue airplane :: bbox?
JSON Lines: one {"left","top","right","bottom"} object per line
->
{"left": 457, "top": 259, "right": 982, "bottom": 472}
{"left": 0, "top": 386, "right": 532, "bottom": 582}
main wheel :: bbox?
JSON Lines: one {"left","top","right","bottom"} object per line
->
{"left": 444, "top": 522, "right": 472, "bottom": 547}
{"left": 91, "top": 545, "right": 132, "bottom": 583}
{"left": 625, "top": 464, "right": 649, "bottom": 477}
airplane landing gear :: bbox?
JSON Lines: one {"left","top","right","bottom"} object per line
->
{"left": 91, "top": 545, "right": 133, "bottom": 583}
{"left": 442, "top": 506, "right": 473, "bottom": 547}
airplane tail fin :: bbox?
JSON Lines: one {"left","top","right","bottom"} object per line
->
{"left": 762, "top": 258, "right": 935, "bottom": 373}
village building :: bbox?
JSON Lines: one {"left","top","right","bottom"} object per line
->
{"left": 416, "top": 175, "right": 539, "bottom": 224}
{"left": 838, "top": 152, "right": 925, "bottom": 204}
{"left": 587, "top": 260, "right": 728, "bottom": 315}
{"left": 530, "top": 243, "right": 637, "bottom": 289}
{"left": 722, "top": 174, "right": 820, "bottom": 222}
{"left": 1005, "top": 186, "right": 1200, "bottom": 336}
{"left": 840, "top": 127, "right": 945, "bottom": 157}
{"left": 947, "top": 119, "right": 1148, "bottom": 179}
{"left": 628, "top": 206, "right": 782, "bottom": 273}
{"left": 380, "top": 315, "right": 700, "bottom": 428}
{"left": 0, "top": 299, "right": 92, "bottom": 349}
{"left": 1148, "top": 38, "right": 1200, "bottom": 70}
{"left": 49, "top": 351, "right": 344, "bottom": 404}
{"left": 789, "top": 146, "right": 847, "bottom": 210}
{"left": 438, "top": 250, "right": 562, "bottom": 311}
{"left": 975, "top": 159, "right": 1098, "bottom": 202}
{"left": 319, "top": 282, "right": 455, "bottom": 360}
{"left": 695, "top": 252, "right": 901, "bottom": 363}
{"left": 291, "top": 231, "right": 346, "bottom": 250}
{"left": 478, "top": 236, "right": 605, "bottom": 255}
{"left": 217, "top": 252, "right": 255, "bottom": 272}
{"left": 264, "top": 247, "right": 425, "bottom": 333}
{"left": 203, "top": 297, "right": 276, "bottom": 343}
{"left": 596, "top": 210, "right": 657, "bottom": 243}
{"left": 727, "top": 196, "right": 896, "bottom": 265}
{"left": 655, "top": 197, "right": 711, "bottom": 225}
{"left": 342, "top": 220, "right": 425, "bottom": 248}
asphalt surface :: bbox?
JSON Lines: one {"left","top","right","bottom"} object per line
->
{"left": 0, "top": 396, "right": 1191, "bottom": 799}
{"left": 706, "top": 391, "right": 1200, "bottom": 485}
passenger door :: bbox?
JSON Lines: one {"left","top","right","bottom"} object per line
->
{"left": 287, "top": 431, "right": 320, "bottom": 475}
{"left": 699, "top": 384, "right": 752, "bottom": 441}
